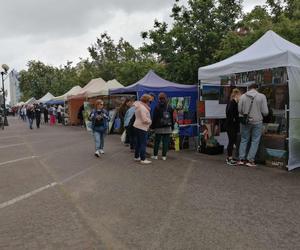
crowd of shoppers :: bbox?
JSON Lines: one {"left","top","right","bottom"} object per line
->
{"left": 17, "top": 103, "right": 64, "bottom": 129}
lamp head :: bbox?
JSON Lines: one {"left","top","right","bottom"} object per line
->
{"left": 1, "top": 64, "right": 9, "bottom": 74}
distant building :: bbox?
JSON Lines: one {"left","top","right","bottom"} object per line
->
{"left": 8, "top": 69, "right": 21, "bottom": 106}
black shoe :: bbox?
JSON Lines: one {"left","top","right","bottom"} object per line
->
{"left": 226, "top": 158, "right": 237, "bottom": 166}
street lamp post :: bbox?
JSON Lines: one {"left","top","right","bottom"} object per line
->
{"left": 1, "top": 64, "right": 9, "bottom": 130}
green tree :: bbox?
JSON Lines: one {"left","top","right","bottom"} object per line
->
{"left": 88, "top": 32, "right": 166, "bottom": 85}
{"left": 142, "top": 0, "right": 243, "bottom": 83}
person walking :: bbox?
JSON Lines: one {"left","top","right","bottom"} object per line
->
{"left": 43, "top": 105, "right": 49, "bottom": 124}
{"left": 118, "top": 98, "right": 132, "bottom": 134}
{"left": 27, "top": 105, "right": 35, "bottom": 129}
{"left": 90, "top": 100, "right": 109, "bottom": 157}
{"left": 238, "top": 84, "right": 269, "bottom": 167}
{"left": 49, "top": 105, "right": 56, "bottom": 126}
{"left": 133, "top": 94, "right": 152, "bottom": 164}
{"left": 124, "top": 100, "right": 136, "bottom": 151}
{"left": 57, "top": 104, "right": 63, "bottom": 124}
{"left": 77, "top": 104, "right": 85, "bottom": 127}
{"left": 34, "top": 103, "right": 42, "bottom": 129}
{"left": 151, "top": 92, "right": 174, "bottom": 161}
{"left": 225, "top": 88, "right": 241, "bottom": 166}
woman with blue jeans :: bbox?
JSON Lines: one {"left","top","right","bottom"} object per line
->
{"left": 90, "top": 100, "right": 109, "bottom": 157}
{"left": 133, "top": 94, "right": 152, "bottom": 164}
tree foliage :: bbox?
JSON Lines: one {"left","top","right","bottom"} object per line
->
{"left": 18, "top": 0, "right": 300, "bottom": 101}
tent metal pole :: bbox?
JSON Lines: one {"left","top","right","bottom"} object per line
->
{"left": 197, "top": 80, "right": 201, "bottom": 151}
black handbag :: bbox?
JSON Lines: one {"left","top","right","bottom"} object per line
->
{"left": 240, "top": 96, "right": 255, "bottom": 125}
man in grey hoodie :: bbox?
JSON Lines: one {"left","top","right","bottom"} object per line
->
{"left": 238, "top": 84, "right": 269, "bottom": 167}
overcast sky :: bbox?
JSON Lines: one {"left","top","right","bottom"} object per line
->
{"left": 1, "top": 0, "right": 266, "bottom": 100}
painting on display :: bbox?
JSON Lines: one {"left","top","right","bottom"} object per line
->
{"left": 202, "top": 119, "right": 220, "bottom": 137}
{"left": 197, "top": 101, "right": 205, "bottom": 117}
{"left": 219, "top": 86, "right": 232, "bottom": 104}
{"left": 274, "top": 85, "right": 288, "bottom": 110}
{"left": 202, "top": 85, "right": 220, "bottom": 101}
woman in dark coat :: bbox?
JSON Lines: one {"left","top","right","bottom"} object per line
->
{"left": 225, "top": 88, "right": 241, "bottom": 166}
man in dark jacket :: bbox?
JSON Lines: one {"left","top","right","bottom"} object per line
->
{"left": 27, "top": 105, "right": 35, "bottom": 129}
{"left": 34, "top": 104, "right": 42, "bottom": 129}
{"left": 150, "top": 92, "right": 174, "bottom": 161}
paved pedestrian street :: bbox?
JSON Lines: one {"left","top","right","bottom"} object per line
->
{"left": 0, "top": 117, "right": 300, "bottom": 250}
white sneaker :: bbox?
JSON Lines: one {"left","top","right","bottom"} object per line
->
{"left": 134, "top": 157, "right": 141, "bottom": 161}
{"left": 162, "top": 157, "right": 167, "bottom": 161}
{"left": 94, "top": 151, "right": 100, "bottom": 158}
{"left": 151, "top": 155, "right": 158, "bottom": 160}
{"left": 140, "top": 159, "right": 152, "bottom": 164}
{"left": 99, "top": 149, "right": 104, "bottom": 154}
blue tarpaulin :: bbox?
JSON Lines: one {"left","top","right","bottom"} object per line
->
{"left": 46, "top": 99, "right": 64, "bottom": 105}
{"left": 109, "top": 70, "right": 198, "bottom": 111}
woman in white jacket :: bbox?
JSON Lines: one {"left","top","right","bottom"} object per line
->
{"left": 133, "top": 94, "right": 152, "bottom": 164}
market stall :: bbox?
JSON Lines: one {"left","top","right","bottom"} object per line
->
{"left": 46, "top": 86, "right": 83, "bottom": 124}
{"left": 67, "top": 78, "right": 107, "bottom": 125}
{"left": 198, "top": 30, "right": 300, "bottom": 171}
{"left": 38, "top": 92, "right": 54, "bottom": 104}
{"left": 110, "top": 70, "right": 198, "bottom": 149}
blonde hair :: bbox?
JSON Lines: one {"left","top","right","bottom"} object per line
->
{"left": 230, "top": 88, "right": 241, "bottom": 100}
{"left": 140, "top": 94, "right": 152, "bottom": 104}
{"left": 95, "top": 99, "right": 104, "bottom": 106}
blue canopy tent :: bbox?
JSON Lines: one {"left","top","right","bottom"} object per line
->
{"left": 46, "top": 99, "right": 64, "bottom": 105}
{"left": 109, "top": 70, "right": 198, "bottom": 111}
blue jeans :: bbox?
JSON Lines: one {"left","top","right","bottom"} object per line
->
{"left": 93, "top": 131, "right": 105, "bottom": 151}
{"left": 239, "top": 123, "right": 263, "bottom": 161}
{"left": 134, "top": 128, "right": 148, "bottom": 161}
{"left": 28, "top": 118, "right": 33, "bottom": 129}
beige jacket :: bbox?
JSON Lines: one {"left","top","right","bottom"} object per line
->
{"left": 133, "top": 101, "right": 152, "bottom": 131}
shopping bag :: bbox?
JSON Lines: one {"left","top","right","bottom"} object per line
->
{"left": 121, "top": 130, "right": 127, "bottom": 143}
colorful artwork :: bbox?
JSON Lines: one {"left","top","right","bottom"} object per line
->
{"left": 219, "top": 86, "right": 232, "bottom": 104}
{"left": 202, "top": 85, "right": 220, "bottom": 101}
{"left": 197, "top": 101, "right": 205, "bottom": 117}
{"left": 83, "top": 102, "right": 92, "bottom": 132}
{"left": 274, "top": 85, "right": 288, "bottom": 110}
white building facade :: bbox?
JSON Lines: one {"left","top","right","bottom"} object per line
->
{"left": 8, "top": 69, "right": 21, "bottom": 106}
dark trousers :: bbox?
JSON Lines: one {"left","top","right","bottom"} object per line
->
{"left": 227, "top": 127, "right": 238, "bottom": 158}
{"left": 134, "top": 128, "right": 147, "bottom": 161}
{"left": 126, "top": 126, "right": 135, "bottom": 150}
{"left": 153, "top": 134, "right": 170, "bottom": 157}
{"left": 57, "top": 113, "right": 62, "bottom": 123}
{"left": 36, "top": 116, "right": 41, "bottom": 128}
{"left": 44, "top": 113, "right": 48, "bottom": 123}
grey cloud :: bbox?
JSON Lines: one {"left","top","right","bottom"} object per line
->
{"left": 1, "top": 0, "right": 173, "bottom": 38}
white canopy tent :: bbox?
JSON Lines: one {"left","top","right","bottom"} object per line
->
{"left": 68, "top": 78, "right": 106, "bottom": 99}
{"left": 25, "top": 97, "right": 37, "bottom": 105}
{"left": 198, "top": 30, "right": 300, "bottom": 171}
{"left": 87, "top": 79, "right": 124, "bottom": 98}
{"left": 38, "top": 92, "right": 55, "bottom": 103}
{"left": 52, "top": 86, "right": 82, "bottom": 101}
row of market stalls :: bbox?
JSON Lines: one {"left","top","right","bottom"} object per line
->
{"left": 15, "top": 30, "right": 300, "bottom": 171}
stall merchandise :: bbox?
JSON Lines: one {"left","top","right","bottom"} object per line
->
{"left": 198, "top": 30, "right": 300, "bottom": 171}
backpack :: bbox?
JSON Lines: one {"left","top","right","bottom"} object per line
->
{"left": 160, "top": 106, "right": 172, "bottom": 127}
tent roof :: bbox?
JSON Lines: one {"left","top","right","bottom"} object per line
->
{"left": 87, "top": 79, "right": 124, "bottom": 97}
{"left": 69, "top": 78, "right": 106, "bottom": 99}
{"left": 38, "top": 92, "right": 55, "bottom": 103}
{"left": 25, "top": 97, "right": 37, "bottom": 105}
{"left": 110, "top": 70, "right": 196, "bottom": 94}
{"left": 52, "top": 86, "right": 82, "bottom": 101}
{"left": 198, "top": 30, "right": 300, "bottom": 80}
